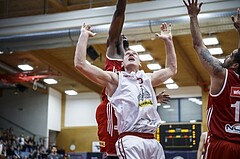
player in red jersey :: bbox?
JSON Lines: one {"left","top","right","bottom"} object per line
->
{"left": 95, "top": 0, "right": 127, "bottom": 158}
{"left": 183, "top": 0, "right": 240, "bottom": 158}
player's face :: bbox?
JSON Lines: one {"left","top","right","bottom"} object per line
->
{"left": 223, "top": 49, "right": 238, "bottom": 68}
{"left": 123, "top": 50, "right": 140, "bottom": 68}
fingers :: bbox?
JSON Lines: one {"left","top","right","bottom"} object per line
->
{"left": 183, "top": 0, "right": 188, "bottom": 7}
{"left": 199, "top": 2, "right": 203, "bottom": 10}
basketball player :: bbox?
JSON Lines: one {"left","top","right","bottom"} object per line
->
{"left": 74, "top": 22, "right": 177, "bottom": 159}
{"left": 183, "top": 0, "right": 240, "bottom": 158}
{"left": 95, "top": 0, "right": 127, "bottom": 158}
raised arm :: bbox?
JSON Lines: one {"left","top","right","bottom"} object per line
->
{"left": 232, "top": 8, "right": 240, "bottom": 48}
{"left": 183, "top": 0, "right": 226, "bottom": 94}
{"left": 74, "top": 24, "right": 117, "bottom": 87}
{"left": 150, "top": 23, "right": 177, "bottom": 87}
{"left": 107, "top": 0, "right": 127, "bottom": 59}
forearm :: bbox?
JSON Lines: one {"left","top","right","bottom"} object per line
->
{"left": 164, "top": 39, "right": 177, "bottom": 75}
{"left": 74, "top": 32, "right": 89, "bottom": 68}
{"left": 116, "top": 0, "right": 127, "bottom": 15}
{"left": 190, "top": 16, "right": 205, "bottom": 49}
{"left": 108, "top": 0, "right": 127, "bottom": 40}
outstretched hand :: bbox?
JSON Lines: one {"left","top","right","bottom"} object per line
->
{"left": 183, "top": 0, "right": 203, "bottom": 17}
{"left": 156, "top": 90, "right": 170, "bottom": 104}
{"left": 81, "top": 23, "right": 96, "bottom": 37}
{"left": 155, "top": 23, "right": 172, "bottom": 41}
{"left": 231, "top": 8, "right": 240, "bottom": 31}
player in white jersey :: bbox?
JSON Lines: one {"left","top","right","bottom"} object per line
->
{"left": 74, "top": 22, "right": 177, "bottom": 159}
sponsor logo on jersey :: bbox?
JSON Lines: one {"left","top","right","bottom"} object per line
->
{"left": 225, "top": 123, "right": 240, "bottom": 134}
{"left": 230, "top": 87, "right": 240, "bottom": 98}
{"left": 99, "top": 141, "right": 105, "bottom": 147}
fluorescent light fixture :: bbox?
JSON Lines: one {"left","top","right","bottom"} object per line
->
{"left": 139, "top": 54, "right": 153, "bottom": 61}
{"left": 160, "top": 121, "right": 166, "bottom": 123}
{"left": 18, "top": 64, "right": 34, "bottom": 71}
{"left": 129, "top": 44, "right": 145, "bottom": 52}
{"left": 147, "top": 63, "right": 161, "bottom": 70}
{"left": 65, "top": 90, "right": 78, "bottom": 95}
{"left": 0, "top": 51, "right": 3, "bottom": 54}
{"left": 163, "top": 105, "right": 171, "bottom": 109}
{"left": 208, "top": 47, "right": 223, "bottom": 55}
{"left": 166, "top": 83, "right": 179, "bottom": 89}
{"left": 218, "top": 58, "right": 225, "bottom": 63}
{"left": 163, "top": 78, "right": 174, "bottom": 84}
{"left": 167, "top": 108, "right": 174, "bottom": 111}
{"left": 157, "top": 103, "right": 161, "bottom": 106}
{"left": 203, "top": 37, "right": 219, "bottom": 45}
{"left": 43, "top": 79, "right": 58, "bottom": 84}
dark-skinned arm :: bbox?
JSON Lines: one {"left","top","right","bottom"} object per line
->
{"left": 107, "top": 0, "right": 127, "bottom": 59}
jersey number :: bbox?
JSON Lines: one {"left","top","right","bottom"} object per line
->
{"left": 231, "top": 101, "right": 240, "bottom": 122}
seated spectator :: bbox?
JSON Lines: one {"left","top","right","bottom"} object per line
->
{"left": 47, "top": 146, "right": 62, "bottom": 159}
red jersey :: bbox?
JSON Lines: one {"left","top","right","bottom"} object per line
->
{"left": 96, "top": 57, "right": 122, "bottom": 155}
{"left": 207, "top": 69, "right": 240, "bottom": 142}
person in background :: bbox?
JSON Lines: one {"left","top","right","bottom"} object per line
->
{"left": 74, "top": 20, "right": 177, "bottom": 158}
{"left": 183, "top": 0, "right": 240, "bottom": 158}
{"left": 47, "top": 146, "right": 62, "bottom": 159}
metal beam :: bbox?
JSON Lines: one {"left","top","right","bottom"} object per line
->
{"left": 0, "top": 0, "right": 239, "bottom": 36}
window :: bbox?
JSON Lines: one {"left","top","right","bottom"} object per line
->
{"left": 157, "top": 97, "right": 202, "bottom": 123}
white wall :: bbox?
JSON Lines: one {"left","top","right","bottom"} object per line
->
{"left": 0, "top": 89, "right": 48, "bottom": 137}
{"left": 47, "top": 88, "right": 62, "bottom": 131}
{"left": 64, "top": 92, "right": 101, "bottom": 127}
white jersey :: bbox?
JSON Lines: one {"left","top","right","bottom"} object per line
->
{"left": 108, "top": 70, "right": 161, "bottom": 134}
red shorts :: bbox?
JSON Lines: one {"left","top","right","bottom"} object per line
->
{"left": 203, "top": 137, "right": 240, "bottom": 159}
{"left": 96, "top": 98, "right": 119, "bottom": 155}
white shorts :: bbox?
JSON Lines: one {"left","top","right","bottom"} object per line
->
{"left": 116, "top": 135, "right": 165, "bottom": 159}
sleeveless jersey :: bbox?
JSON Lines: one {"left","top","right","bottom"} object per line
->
{"left": 101, "top": 57, "right": 123, "bottom": 101}
{"left": 96, "top": 56, "right": 122, "bottom": 155}
{"left": 108, "top": 70, "right": 161, "bottom": 134}
{"left": 207, "top": 69, "right": 240, "bottom": 142}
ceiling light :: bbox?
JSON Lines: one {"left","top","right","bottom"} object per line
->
{"left": 65, "top": 90, "right": 78, "bottom": 95}
{"left": 147, "top": 63, "right": 161, "bottom": 70}
{"left": 139, "top": 54, "right": 153, "bottom": 61}
{"left": 166, "top": 83, "right": 179, "bottom": 89}
{"left": 129, "top": 44, "right": 145, "bottom": 52}
{"left": 208, "top": 47, "right": 223, "bottom": 55}
{"left": 43, "top": 79, "right": 58, "bottom": 84}
{"left": 18, "top": 64, "right": 34, "bottom": 71}
{"left": 163, "top": 78, "right": 174, "bottom": 84}
{"left": 203, "top": 37, "right": 219, "bottom": 45}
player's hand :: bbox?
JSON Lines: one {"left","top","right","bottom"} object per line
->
{"left": 183, "top": 0, "right": 203, "bottom": 17}
{"left": 156, "top": 90, "right": 170, "bottom": 104}
{"left": 81, "top": 23, "right": 96, "bottom": 37}
{"left": 155, "top": 23, "right": 172, "bottom": 41}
